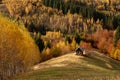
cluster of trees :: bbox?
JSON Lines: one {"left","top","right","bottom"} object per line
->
{"left": 5, "top": 0, "right": 120, "bottom": 31}
{"left": 93, "top": 10, "right": 120, "bottom": 30}
{"left": 42, "top": 0, "right": 94, "bottom": 18}
{"left": 40, "top": 30, "right": 92, "bottom": 62}
{"left": 0, "top": 16, "right": 40, "bottom": 80}
{"left": 5, "top": 0, "right": 120, "bottom": 60}
{"left": 48, "top": 13, "right": 102, "bottom": 34}
{"left": 32, "top": 31, "right": 75, "bottom": 62}
{"left": 85, "top": 24, "right": 120, "bottom": 61}
{"left": 85, "top": 29, "right": 114, "bottom": 56}
{"left": 5, "top": 0, "right": 103, "bottom": 35}
{"left": 5, "top": 0, "right": 64, "bottom": 34}
{"left": 4, "top": 0, "right": 103, "bottom": 60}
{"left": 1, "top": 0, "right": 120, "bottom": 79}
{"left": 32, "top": 30, "right": 93, "bottom": 62}
{"left": 42, "top": 0, "right": 120, "bottom": 30}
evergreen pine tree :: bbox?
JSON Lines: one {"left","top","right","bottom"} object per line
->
{"left": 75, "top": 32, "right": 81, "bottom": 44}
{"left": 34, "top": 32, "right": 45, "bottom": 52}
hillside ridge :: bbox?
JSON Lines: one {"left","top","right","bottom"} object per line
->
{"left": 33, "top": 51, "right": 120, "bottom": 71}
{"left": 12, "top": 51, "right": 120, "bottom": 80}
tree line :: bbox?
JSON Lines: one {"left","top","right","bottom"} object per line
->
{"left": 93, "top": 10, "right": 120, "bottom": 30}
{"left": 42, "top": 0, "right": 120, "bottom": 30}
{"left": 42, "top": 0, "right": 94, "bottom": 18}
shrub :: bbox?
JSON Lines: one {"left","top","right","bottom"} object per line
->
{"left": 45, "top": 40, "right": 51, "bottom": 48}
{"left": 41, "top": 48, "right": 52, "bottom": 62}
{"left": 56, "top": 41, "right": 71, "bottom": 54}
{"left": 41, "top": 47, "right": 61, "bottom": 62}
{"left": 51, "top": 47, "right": 61, "bottom": 57}
{"left": 0, "top": 15, "right": 40, "bottom": 79}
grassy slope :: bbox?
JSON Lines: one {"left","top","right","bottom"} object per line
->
{"left": 12, "top": 51, "right": 120, "bottom": 80}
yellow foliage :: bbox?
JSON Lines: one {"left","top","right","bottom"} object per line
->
{"left": 44, "top": 48, "right": 51, "bottom": 56}
{"left": 56, "top": 41, "right": 66, "bottom": 48}
{"left": 0, "top": 15, "right": 40, "bottom": 79}
{"left": 113, "top": 49, "right": 119, "bottom": 59}
{"left": 113, "top": 50, "right": 118, "bottom": 59}
{"left": 105, "top": 0, "right": 109, "bottom": 4}
{"left": 110, "top": 48, "right": 120, "bottom": 60}
{"left": 109, "top": 47, "right": 115, "bottom": 58}
{"left": 41, "top": 47, "right": 61, "bottom": 61}
{"left": 70, "top": 39, "right": 78, "bottom": 51}
{"left": 43, "top": 31, "right": 62, "bottom": 40}
{"left": 56, "top": 41, "right": 70, "bottom": 54}
{"left": 50, "top": 47, "right": 61, "bottom": 57}
{"left": 41, "top": 48, "right": 52, "bottom": 61}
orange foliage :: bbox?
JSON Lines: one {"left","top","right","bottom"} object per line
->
{"left": 117, "top": 40, "right": 120, "bottom": 50}
{"left": 105, "top": 38, "right": 114, "bottom": 54}
{"left": 116, "top": 40, "right": 120, "bottom": 60}
{"left": 86, "top": 29, "right": 120, "bottom": 61}
{"left": 80, "top": 41, "right": 92, "bottom": 49}
{"left": 86, "top": 29, "right": 114, "bottom": 54}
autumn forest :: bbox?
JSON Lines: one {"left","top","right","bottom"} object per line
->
{"left": 0, "top": 0, "right": 120, "bottom": 80}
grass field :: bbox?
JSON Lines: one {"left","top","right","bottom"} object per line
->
{"left": 11, "top": 51, "right": 120, "bottom": 80}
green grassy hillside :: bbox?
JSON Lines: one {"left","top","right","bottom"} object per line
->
{"left": 11, "top": 51, "right": 120, "bottom": 80}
